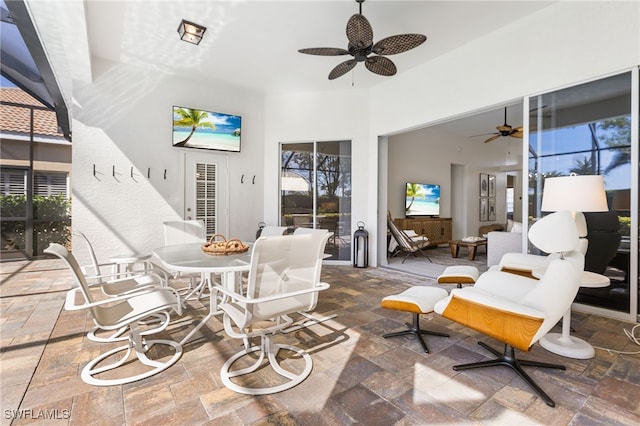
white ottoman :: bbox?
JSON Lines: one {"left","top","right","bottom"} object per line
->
{"left": 381, "top": 286, "right": 449, "bottom": 353}
{"left": 437, "top": 265, "right": 479, "bottom": 288}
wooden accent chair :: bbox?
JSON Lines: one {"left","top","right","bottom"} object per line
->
{"left": 387, "top": 211, "right": 431, "bottom": 263}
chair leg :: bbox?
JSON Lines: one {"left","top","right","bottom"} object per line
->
{"left": 220, "top": 333, "right": 312, "bottom": 395}
{"left": 383, "top": 312, "right": 449, "bottom": 353}
{"left": 401, "top": 249, "right": 432, "bottom": 264}
{"left": 452, "top": 341, "right": 565, "bottom": 407}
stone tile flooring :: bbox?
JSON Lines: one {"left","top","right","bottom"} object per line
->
{"left": 1, "top": 259, "right": 640, "bottom": 425}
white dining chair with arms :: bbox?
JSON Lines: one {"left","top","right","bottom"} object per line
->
{"left": 256, "top": 222, "right": 289, "bottom": 238}
{"left": 159, "top": 220, "right": 208, "bottom": 299}
{"left": 434, "top": 211, "right": 584, "bottom": 407}
{"left": 72, "top": 230, "right": 170, "bottom": 343}
{"left": 73, "top": 230, "right": 166, "bottom": 290}
{"left": 215, "top": 232, "right": 331, "bottom": 395}
{"left": 44, "top": 243, "right": 183, "bottom": 386}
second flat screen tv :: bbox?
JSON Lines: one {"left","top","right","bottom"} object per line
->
{"left": 405, "top": 182, "right": 440, "bottom": 217}
{"left": 172, "top": 106, "right": 241, "bottom": 152}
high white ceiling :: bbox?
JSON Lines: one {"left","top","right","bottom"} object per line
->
{"left": 84, "top": 0, "right": 554, "bottom": 95}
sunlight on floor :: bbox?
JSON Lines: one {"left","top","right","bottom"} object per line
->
{"left": 413, "top": 363, "right": 485, "bottom": 402}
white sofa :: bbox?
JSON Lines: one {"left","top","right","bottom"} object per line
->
{"left": 486, "top": 221, "right": 524, "bottom": 267}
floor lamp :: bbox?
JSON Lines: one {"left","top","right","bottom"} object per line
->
{"left": 538, "top": 174, "right": 609, "bottom": 359}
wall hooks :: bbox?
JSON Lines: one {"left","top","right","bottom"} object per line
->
{"left": 164, "top": 169, "right": 167, "bottom": 180}
{"left": 147, "top": 168, "right": 151, "bottom": 179}
{"left": 241, "top": 174, "right": 245, "bottom": 184}
{"left": 93, "top": 164, "right": 96, "bottom": 176}
{"left": 112, "top": 165, "right": 116, "bottom": 177}
{"left": 252, "top": 175, "right": 256, "bottom": 184}
{"left": 130, "top": 166, "right": 134, "bottom": 178}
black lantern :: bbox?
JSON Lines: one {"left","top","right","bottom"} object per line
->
{"left": 256, "top": 222, "right": 266, "bottom": 239}
{"left": 353, "top": 221, "right": 368, "bottom": 268}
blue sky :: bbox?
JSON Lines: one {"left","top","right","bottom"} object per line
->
{"left": 1, "top": 76, "right": 17, "bottom": 87}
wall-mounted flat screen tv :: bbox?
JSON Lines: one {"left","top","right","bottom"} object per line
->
{"left": 172, "top": 106, "right": 241, "bottom": 152}
{"left": 405, "top": 182, "right": 440, "bottom": 217}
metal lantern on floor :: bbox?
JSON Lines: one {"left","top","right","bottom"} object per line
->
{"left": 256, "top": 222, "right": 266, "bottom": 239}
{"left": 353, "top": 221, "right": 368, "bottom": 268}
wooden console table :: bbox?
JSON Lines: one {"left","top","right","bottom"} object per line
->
{"left": 448, "top": 239, "right": 487, "bottom": 261}
{"left": 393, "top": 217, "right": 452, "bottom": 245}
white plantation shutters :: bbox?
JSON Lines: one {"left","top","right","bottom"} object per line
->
{"left": 195, "top": 162, "right": 217, "bottom": 238}
{"left": 1, "top": 169, "right": 67, "bottom": 196}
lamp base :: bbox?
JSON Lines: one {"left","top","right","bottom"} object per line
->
{"left": 539, "top": 332, "right": 595, "bottom": 359}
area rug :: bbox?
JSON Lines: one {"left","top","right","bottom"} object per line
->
{"left": 379, "top": 245, "right": 488, "bottom": 280}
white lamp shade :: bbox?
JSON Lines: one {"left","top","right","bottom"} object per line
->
{"left": 541, "top": 175, "right": 608, "bottom": 212}
{"left": 529, "top": 210, "right": 579, "bottom": 254}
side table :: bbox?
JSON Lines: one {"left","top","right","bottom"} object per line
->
{"left": 448, "top": 239, "right": 487, "bottom": 261}
{"left": 539, "top": 271, "right": 610, "bottom": 359}
{"left": 110, "top": 253, "right": 152, "bottom": 275}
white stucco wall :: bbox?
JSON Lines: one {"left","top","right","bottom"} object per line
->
{"left": 263, "top": 89, "right": 371, "bottom": 251}
{"left": 72, "top": 58, "right": 264, "bottom": 264}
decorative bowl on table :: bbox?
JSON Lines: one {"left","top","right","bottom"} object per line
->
{"left": 201, "top": 234, "right": 249, "bottom": 255}
{"left": 461, "top": 236, "right": 485, "bottom": 243}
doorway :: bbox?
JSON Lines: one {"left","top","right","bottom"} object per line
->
{"left": 184, "top": 152, "right": 228, "bottom": 239}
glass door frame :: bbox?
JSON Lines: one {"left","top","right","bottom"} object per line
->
{"left": 278, "top": 139, "right": 352, "bottom": 265}
{"left": 522, "top": 67, "right": 638, "bottom": 323}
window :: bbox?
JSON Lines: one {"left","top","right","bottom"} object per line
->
{"left": 528, "top": 72, "right": 633, "bottom": 314}
{"left": 280, "top": 140, "right": 352, "bottom": 261}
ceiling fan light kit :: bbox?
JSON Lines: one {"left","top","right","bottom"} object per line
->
{"left": 298, "top": 0, "right": 427, "bottom": 80}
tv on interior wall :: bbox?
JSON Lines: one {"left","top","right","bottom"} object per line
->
{"left": 405, "top": 182, "right": 440, "bottom": 217}
{"left": 172, "top": 106, "right": 241, "bottom": 152}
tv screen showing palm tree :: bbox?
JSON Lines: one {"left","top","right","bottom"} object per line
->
{"left": 172, "top": 106, "right": 241, "bottom": 152}
{"left": 405, "top": 182, "right": 440, "bottom": 217}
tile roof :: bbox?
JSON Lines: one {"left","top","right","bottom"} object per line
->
{"left": 0, "top": 88, "right": 64, "bottom": 138}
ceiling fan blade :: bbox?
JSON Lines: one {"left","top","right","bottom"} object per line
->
{"left": 298, "top": 47, "right": 350, "bottom": 56}
{"left": 328, "top": 60, "right": 357, "bottom": 80}
{"left": 372, "top": 34, "right": 427, "bottom": 55}
{"left": 484, "top": 134, "right": 502, "bottom": 143}
{"left": 470, "top": 132, "right": 499, "bottom": 138}
{"left": 497, "top": 125, "right": 512, "bottom": 132}
{"left": 346, "top": 14, "right": 373, "bottom": 49}
{"left": 511, "top": 130, "right": 524, "bottom": 138}
{"left": 365, "top": 56, "right": 396, "bottom": 76}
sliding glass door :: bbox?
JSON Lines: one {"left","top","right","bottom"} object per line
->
{"left": 528, "top": 71, "right": 636, "bottom": 318}
{"left": 280, "top": 140, "right": 352, "bottom": 261}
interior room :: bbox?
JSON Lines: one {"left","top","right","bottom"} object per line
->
{"left": 1, "top": 0, "right": 639, "bottom": 424}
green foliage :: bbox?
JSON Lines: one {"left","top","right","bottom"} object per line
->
{"left": 618, "top": 215, "right": 630, "bottom": 236}
{"left": 0, "top": 194, "right": 71, "bottom": 256}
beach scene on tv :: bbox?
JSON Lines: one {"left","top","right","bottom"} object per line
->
{"left": 405, "top": 182, "right": 440, "bottom": 216}
{"left": 172, "top": 107, "right": 241, "bottom": 152}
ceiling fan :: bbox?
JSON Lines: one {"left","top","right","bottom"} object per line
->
{"left": 298, "top": 0, "right": 427, "bottom": 80}
{"left": 483, "top": 107, "right": 523, "bottom": 143}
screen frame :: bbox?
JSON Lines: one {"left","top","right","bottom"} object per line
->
{"left": 405, "top": 182, "right": 441, "bottom": 218}
{"left": 172, "top": 105, "right": 241, "bottom": 153}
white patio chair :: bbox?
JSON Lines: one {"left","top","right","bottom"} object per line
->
{"left": 73, "top": 230, "right": 165, "bottom": 288}
{"left": 159, "top": 220, "right": 207, "bottom": 299}
{"left": 215, "top": 232, "right": 331, "bottom": 395}
{"left": 73, "top": 230, "right": 169, "bottom": 343}
{"left": 44, "top": 243, "right": 183, "bottom": 386}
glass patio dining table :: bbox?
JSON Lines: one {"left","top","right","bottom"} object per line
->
{"left": 152, "top": 242, "right": 252, "bottom": 345}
